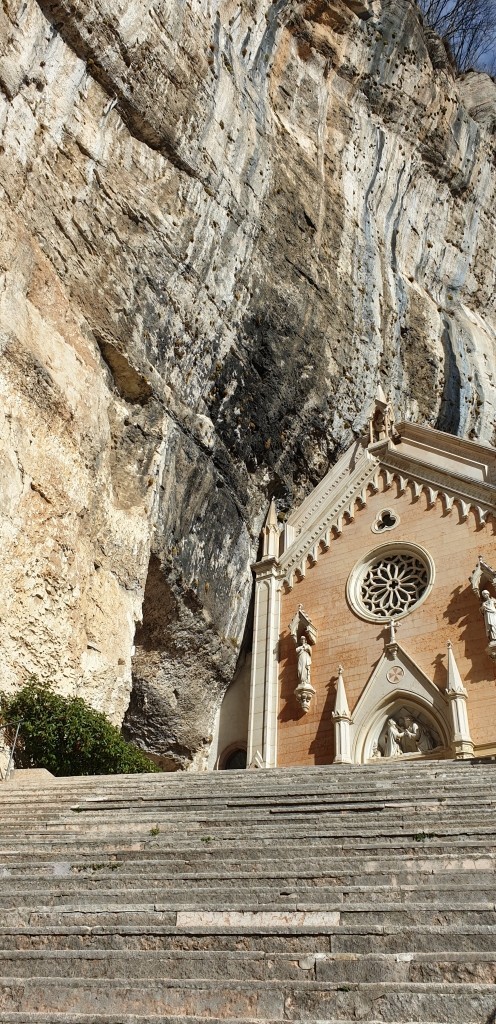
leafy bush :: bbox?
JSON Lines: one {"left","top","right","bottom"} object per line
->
{"left": 0, "top": 680, "right": 160, "bottom": 776}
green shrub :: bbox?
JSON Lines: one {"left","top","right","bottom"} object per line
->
{"left": 0, "top": 680, "right": 160, "bottom": 776}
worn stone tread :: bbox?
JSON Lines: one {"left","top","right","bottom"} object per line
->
{"left": 1, "top": 763, "right": 496, "bottom": 1021}
{"left": 0, "top": 948, "right": 494, "bottom": 983}
{"left": 0, "top": 976, "right": 495, "bottom": 1021}
{"left": 0, "top": 1017, "right": 468, "bottom": 1024}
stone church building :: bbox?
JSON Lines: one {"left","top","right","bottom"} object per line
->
{"left": 212, "top": 390, "right": 496, "bottom": 769}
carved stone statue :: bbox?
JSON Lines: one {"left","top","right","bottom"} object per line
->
{"left": 376, "top": 711, "right": 439, "bottom": 759}
{"left": 292, "top": 628, "right": 316, "bottom": 714}
{"left": 401, "top": 715, "right": 420, "bottom": 753}
{"left": 371, "top": 407, "right": 387, "bottom": 442}
{"left": 296, "top": 635, "right": 312, "bottom": 687}
{"left": 368, "top": 386, "right": 394, "bottom": 445}
{"left": 481, "top": 590, "right": 496, "bottom": 643}
{"left": 384, "top": 718, "right": 403, "bottom": 757}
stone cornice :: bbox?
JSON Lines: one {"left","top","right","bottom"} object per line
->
{"left": 286, "top": 440, "right": 367, "bottom": 536}
{"left": 279, "top": 457, "right": 381, "bottom": 586}
{"left": 395, "top": 421, "right": 496, "bottom": 474}
{"left": 273, "top": 436, "right": 496, "bottom": 590}
{"left": 380, "top": 447, "right": 496, "bottom": 515}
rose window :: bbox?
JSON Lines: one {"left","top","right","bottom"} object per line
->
{"left": 347, "top": 543, "right": 434, "bottom": 622}
{"left": 360, "top": 553, "right": 429, "bottom": 618}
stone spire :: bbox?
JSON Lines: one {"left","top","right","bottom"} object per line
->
{"left": 446, "top": 640, "right": 466, "bottom": 695}
{"left": 445, "top": 641, "right": 474, "bottom": 759}
{"left": 332, "top": 665, "right": 353, "bottom": 764}
{"left": 334, "top": 664, "right": 351, "bottom": 718}
{"left": 375, "top": 382, "right": 387, "bottom": 406}
{"left": 262, "top": 498, "right": 279, "bottom": 559}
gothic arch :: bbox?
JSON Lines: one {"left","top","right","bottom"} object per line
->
{"left": 350, "top": 645, "right": 451, "bottom": 764}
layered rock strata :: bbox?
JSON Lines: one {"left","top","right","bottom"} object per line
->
{"left": 0, "top": 0, "right": 494, "bottom": 766}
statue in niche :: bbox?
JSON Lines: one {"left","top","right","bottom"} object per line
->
{"left": 384, "top": 718, "right": 403, "bottom": 757}
{"left": 481, "top": 590, "right": 496, "bottom": 643}
{"left": 371, "top": 407, "right": 388, "bottom": 443}
{"left": 401, "top": 715, "right": 421, "bottom": 753}
{"left": 296, "top": 634, "right": 312, "bottom": 687}
{"left": 375, "top": 710, "right": 438, "bottom": 759}
{"left": 293, "top": 630, "right": 316, "bottom": 714}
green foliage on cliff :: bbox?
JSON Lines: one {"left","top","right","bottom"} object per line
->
{"left": 0, "top": 680, "right": 160, "bottom": 776}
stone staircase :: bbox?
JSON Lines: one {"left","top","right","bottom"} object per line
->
{"left": 0, "top": 760, "right": 495, "bottom": 1023}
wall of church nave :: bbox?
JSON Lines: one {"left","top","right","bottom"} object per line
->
{"left": 277, "top": 484, "right": 496, "bottom": 767}
{"left": 208, "top": 654, "right": 250, "bottom": 769}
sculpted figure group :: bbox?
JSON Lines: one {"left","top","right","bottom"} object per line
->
{"left": 380, "top": 714, "right": 436, "bottom": 758}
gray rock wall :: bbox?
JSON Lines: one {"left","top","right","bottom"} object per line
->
{"left": 0, "top": 0, "right": 494, "bottom": 766}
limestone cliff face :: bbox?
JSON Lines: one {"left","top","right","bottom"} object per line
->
{"left": 0, "top": 0, "right": 495, "bottom": 767}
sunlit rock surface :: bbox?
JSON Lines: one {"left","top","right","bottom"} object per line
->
{"left": 0, "top": 0, "right": 494, "bottom": 766}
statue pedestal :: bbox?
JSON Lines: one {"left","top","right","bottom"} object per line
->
{"left": 294, "top": 681, "right": 316, "bottom": 714}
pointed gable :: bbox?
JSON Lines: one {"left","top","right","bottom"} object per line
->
{"left": 248, "top": 410, "right": 496, "bottom": 769}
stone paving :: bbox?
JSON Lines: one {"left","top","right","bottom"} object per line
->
{"left": 0, "top": 760, "right": 495, "bottom": 1022}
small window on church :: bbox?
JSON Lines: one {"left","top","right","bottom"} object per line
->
{"left": 376, "top": 510, "right": 397, "bottom": 531}
{"left": 347, "top": 543, "right": 434, "bottom": 622}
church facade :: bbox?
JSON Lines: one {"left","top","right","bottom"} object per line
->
{"left": 246, "top": 392, "right": 496, "bottom": 769}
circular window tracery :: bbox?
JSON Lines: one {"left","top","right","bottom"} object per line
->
{"left": 347, "top": 543, "right": 434, "bottom": 623}
{"left": 361, "top": 553, "right": 429, "bottom": 618}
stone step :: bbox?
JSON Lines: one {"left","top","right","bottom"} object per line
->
{"left": 0, "top": 1016, "right": 474, "bottom": 1024}
{"left": 4, "top": 789, "right": 495, "bottom": 806}
{"left": 1, "top": 857, "right": 494, "bottom": 882}
{"left": 3, "top": 789, "right": 494, "bottom": 811}
{"left": 1, "top": 786, "right": 491, "bottom": 805}
{"left": 3, "top": 785, "right": 492, "bottom": 803}
{"left": 0, "top": 858, "right": 493, "bottom": 881}
{"left": 1, "top": 876, "right": 493, "bottom": 901}
{"left": 3, "top": 818, "right": 494, "bottom": 842}
{"left": 0, "top": 881, "right": 494, "bottom": 906}
{"left": 1, "top": 871, "right": 494, "bottom": 894}
{"left": 3, "top": 903, "right": 496, "bottom": 931}
{"left": 1, "top": 760, "right": 493, "bottom": 783}
{"left": 1, "top": 832, "right": 494, "bottom": 852}
{"left": 0, "top": 847, "right": 493, "bottom": 866}
{"left": 0, "top": 976, "right": 494, "bottom": 1021}
{"left": 4, "top": 818, "right": 492, "bottom": 839}
{"left": 3, "top": 781, "right": 493, "bottom": 797}
{"left": 3, "top": 794, "right": 496, "bottom": 827}
{"left": 4, "top": 804, "right": 495, "bottom": 826}
{"left": 1, "top": 923, "right": 496, "bottom": 954}
{"left": 3, "top": 823, "right": 496, "bottom": 847}
{"left": 0, "top": 948, "right": 494, "bottom": 984}
{"left": 0, "top": 842, "right": 494, "bottom": 865}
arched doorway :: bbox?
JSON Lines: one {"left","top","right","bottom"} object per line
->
{"left": 219, "top": 745, "right": 247, "bottom": 770}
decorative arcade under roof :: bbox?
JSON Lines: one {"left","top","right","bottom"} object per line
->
{"left": 246, "top": 389, "right": 496, "bottom": 768}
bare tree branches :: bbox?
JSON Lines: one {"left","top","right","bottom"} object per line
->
{"left": 417, "top": 0, "right": 496, "bottom": 74}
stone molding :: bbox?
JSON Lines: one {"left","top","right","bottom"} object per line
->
{"left": 255, "top": 427, "right": 496, "bottom": 590}
{"left": 250, "top": 417, "right": 496, "bottom": 767}
{"left": 379, "top": 448, "right": 495, "bottom": 524}
{"left": 348, "top": 643, "right": 451, "bottom": 765}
